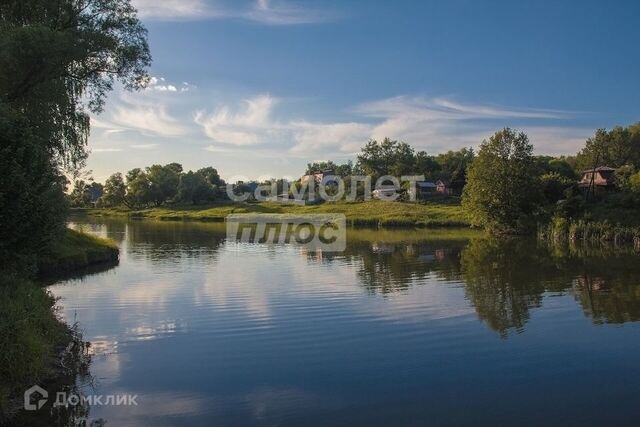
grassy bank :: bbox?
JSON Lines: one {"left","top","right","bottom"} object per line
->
{"left": 538, "top": 216, "right": 640, "bottom": 248}
{"left": 37, "top": 229, "right": 119, "bottom": 278}
{"left": 1, "top": 229, "right": 118, "bottom": 420}
{"left": 85, "top": 199, "right": 471, "bottom": 228}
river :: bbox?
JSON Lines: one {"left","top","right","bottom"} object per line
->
{"left": 46, "top": 216, "right": 640, "bottom": 426}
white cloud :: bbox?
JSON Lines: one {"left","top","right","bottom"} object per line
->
{"left": 289, "top": 121, "right": 371, "bottom": 154}
{"left": 193, "top": 94, "right": 587, "bottom": 157}
{"left": 245, "top": 0, "right": 338, "bottom": 25}
{"left": 146, "top": 76, "right": 193, "bottom": 93}
{"left": 194, "top": 95, "right": 282, "bottom": 145}
{"left": 132, "top": 0, "right": 217, "bottom": 20}
{"left": 111, "top": 99, "right": 187, "bottom": 137}
{"left": 92, "top": 148, "right": 124, "bottom": 153}
{"left": 132, "top": 0, "right": 338, "bottom": 25}
{"left": 130, "top": 143, "right": 158, "bottom": 149}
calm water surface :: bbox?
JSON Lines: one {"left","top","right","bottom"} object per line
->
{"left": 48, "top": 217, "right": 640, "bottom": 426}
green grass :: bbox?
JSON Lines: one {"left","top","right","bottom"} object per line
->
{"left": 1, "top": 229, "right": 117, "bottom": 418}
{"left": 86, "top": 199, "right": 471, "bottom": 228}
{"left": 0, "top": 276, "right": 66, "bottom": 415}
{"left": 37, "top": 229, "right": 119, "bottom": 277}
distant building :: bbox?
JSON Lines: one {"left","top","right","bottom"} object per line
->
{"left": 373, "top": 186, "right": 399, "bottom": 200}
{"left": 436, "top": 179, "right": 464, "bottom": 196}
{"left": 435, "top": 180, "right": 452, "bottom": 195}
{"left": 414, "top": 181, "right": 437, "bottom": 199}
{"left": 578, "top": 166, "right": 616, "bottom": 192}
{"left": 300, "top": 169, "right": 336, "bottom": 185}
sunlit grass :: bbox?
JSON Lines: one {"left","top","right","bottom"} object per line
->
{"left": 88, "top": 199, "right": 471, "bottom": 228}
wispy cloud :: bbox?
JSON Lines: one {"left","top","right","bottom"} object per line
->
{"left": 132, "top": 0, "right": 218, "bottom": 20}
{"left": 244, "top": 0, "right": 339, "bottom": 25}
{"left": 132, "top": 0, "right": 339, "bottom": 25}
{"left": 194, "top": 95, "right": 284, "bottom": 145}
{"left": 93, "top": 93, "right": 188, "bottom": 138}
{"left": 130, "top": 143, "right": 158, "bottom": 149}
{"left": 193, "top": 94, "right": 587, "bottom": 156}
{"left": 92, "top": 148, "right": 124, "bottom": 153}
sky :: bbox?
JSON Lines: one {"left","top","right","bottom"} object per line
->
{"left": 87, "top": 0, "right": 640, "bottom": 182}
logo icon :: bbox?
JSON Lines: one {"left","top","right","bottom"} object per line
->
{"left": 24, "top": 385, "right": 48, "bottom": 411}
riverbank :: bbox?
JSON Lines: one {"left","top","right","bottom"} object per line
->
{"left": 84, "top": 199, "right": 471, "bottom": 228}
{"left": 0, "top": 229, "right": 118, "bottom": 421}
{"left": 37, "top": 228, "right": 119, "bottom": 278}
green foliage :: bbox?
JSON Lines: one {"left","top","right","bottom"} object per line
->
{"left": 357, "top": 138, "right": 417, "bottom": 177}
{"left": 629, "top": 171, "right": 640, "bottom": 194}
{"left": 462, "top": 128, "right": 543, "bottom": 234}
{"left": 100, "top": 172, "right": 126, "bottom": 207}
{"left": 539, "top": 172, "right": 575, "bottom": 204}
{"left": 177, "top": 171, "right": 214, "bottom": 205}
{"left": 0, "top": 0, "right": 150, "bottom": 271}
{"left": 37, "top": 229, "right": 118, "bottom": 276}
{"left": 0, "top": 105, "right": 68, "bottom": 272}
{"left": 0, "top": 276, "right": 66, "bottom": 409}
{"left": 124, "top": 168, "right": 151, "bottom": 208}
{"left": 575, "top": 123, "right": 640, "bottom": 171}
{"left": 147, "top": 164, "right": 181, "bottom": 206}
{"left": 434, "top": 147, "right": 475, "bottom": 184}
{"left": 305, "top": 160, "right": 354, "bottom": 177}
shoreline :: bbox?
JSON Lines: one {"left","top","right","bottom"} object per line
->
{"left": 0, "top": 229, "right": 119, "bottom": 423}
{"left": 80, "top": 199, "right": 472, "bottom": 229}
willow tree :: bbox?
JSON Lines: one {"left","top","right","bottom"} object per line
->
{"left": 0, "top": 0, "right": 151, "bottom": 271}
{"left": 462, "top": 128, "right": 543, "bottom": 235}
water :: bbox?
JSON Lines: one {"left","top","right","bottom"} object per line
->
{"left": 47, "top": 217, "right": 640, "bottom": 426}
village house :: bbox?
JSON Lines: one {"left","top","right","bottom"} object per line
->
{"left": 373, "top": 185, "right": 399, "bottom": 200}
{"left": 300, "top": 169, "right": 336, "bottom": 185}
{"left": 415, "top": 181, "right": 437, "bottom": 198}
{"left": 436, "top": 179, "right": 464, "bottom": 196}
{"left": 578, "top": 166, "right": 616, "bottom": 192}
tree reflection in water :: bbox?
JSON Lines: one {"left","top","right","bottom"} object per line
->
{"left": 316, "top": 229, "right": 640, "bottom": 337}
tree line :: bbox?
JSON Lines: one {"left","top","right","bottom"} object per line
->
{"left": 69, "top": 164, "right": 226, "bottom": 208}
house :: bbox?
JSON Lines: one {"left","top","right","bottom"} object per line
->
{"left": 435, "top": 180, "right": 451, "bottom": 195}
{"left": 373, "top": 186, "right": 399, "bottom": 200}
{"left": 435, "top": 179, "right": 464, "bottom": 196}
{"left": 300, "top": 169, "right": 336, "bottom": 185}
{"left": 578, "top": 166, "right": 616, "bottom": 192}
{"left": 413, "top": 181, "right": 437, "bottom": 199}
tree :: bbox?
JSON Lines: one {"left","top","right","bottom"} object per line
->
{"left": 357, "top": 138, "right": 417, "bottom": 178}
{"left": 414, "top": 151, "right": 441, "bottom": 180}
{"left": 575, "top": 123, "right": 640, "bottom": 171}
{"left": 101, "top": 173, "right": 126, "bottom": 207}
{"left": 0, "top": 0, "right": 150, "bottom": 270}
{"left": 197, "top": 167, "right": 222, "bottom": 186}
{"left": 125, "top": 168, "right": 151, "bottom": 208}
{"left": 177, "top": 172, "right": 212, "bottom": 205}
{"left": 462, "top": 128, "right": 543, "bottom": 234}
{"left": 146, "top": 164, "right": 181, "bottom": 206}
{"left": 435, "top": 148, "right": 475, "bottom": 186}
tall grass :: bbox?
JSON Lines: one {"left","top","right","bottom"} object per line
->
{"left": 0, "top": 276, "right": 65, "bottom": 414}
{"left": 539, "top": 216, "right": 640, "bottom": 249}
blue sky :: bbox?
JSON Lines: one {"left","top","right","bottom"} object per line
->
{"left": 88, "top": 0, "right": 640, "bottom": 182}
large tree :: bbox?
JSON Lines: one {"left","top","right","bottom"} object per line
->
{"left": 462, "top": 128, "right": 542, "bottom": 234}
{"left": 0, "top": 0, "right": 150, "bottom": 270}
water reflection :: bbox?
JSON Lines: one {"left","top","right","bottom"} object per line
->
{"left": 53, "top": 216, "right": 640, "bottom": 426}
{"left": 68, "top": 217, "right": 640, "bottom": 335}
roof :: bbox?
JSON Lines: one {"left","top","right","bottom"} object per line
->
{"left": 417, "top": 181, "right": 436, "bottom": 188}
{"left": 435, "top": 179, "right": 450, "bottom": 186}
{"left": 581, "top": 166, "right": 615, "bottom": 173}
